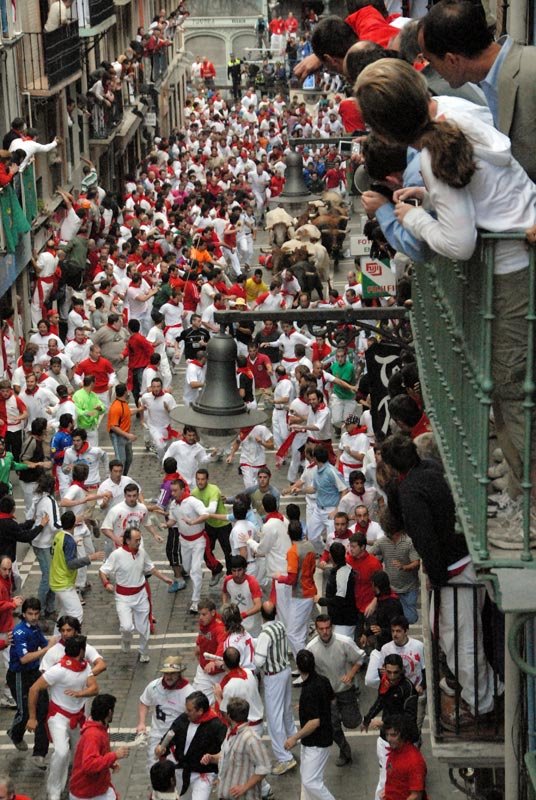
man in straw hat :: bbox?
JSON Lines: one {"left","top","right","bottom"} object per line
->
{"left": 137, "top": 655, "right": 191, "bottom": 770}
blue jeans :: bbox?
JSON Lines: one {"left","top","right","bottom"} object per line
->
{"left": 110, "top": 432, "right": 133, "bottom": 475}
{"left": 33, "top": 546, "right": 55, "bottom": 615}
{"left": 399, "top": 587, "right": 419, "bottom": 624}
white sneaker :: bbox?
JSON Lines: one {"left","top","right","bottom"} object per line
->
{"left": 189, "top": 602, "right": 199, "bottom": 615}
{"left": 139, "top": 653, "right": 150, "bottom": 663}
{"left": 121, "top": 635, "right": 132, "bottom": 653}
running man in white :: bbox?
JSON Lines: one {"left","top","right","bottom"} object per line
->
{"left": 101, "top": 483, "right": 163, "bottom": 555}
{"left": 226, "top": 424, "right": 273, "bottom": 489}
{"left": 137, "top": 655, "right": 191, "bottom": 771}
{"left": 99, "top": 527, "right": 172, "bottom": 663}
{"left": 166, "top": 479, "right": 209, "bottom": 615}
{"left": 27, "top": 635, "right": 98, "bottom": 800}
{"left": 138, "top": 377, "right": 178, "bottom": 459}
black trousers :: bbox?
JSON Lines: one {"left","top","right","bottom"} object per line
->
{"left": 7, "top": 668, "right": 49, "bottom": 756}
{"left": 205, "top": 521, "right": 232, "bottom": 574}
{"left": 6, "top": 430, "right": 22, "bottom": 461}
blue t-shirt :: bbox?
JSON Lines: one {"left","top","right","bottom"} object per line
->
{"left": 9, "top": 619, "right": 48, "bottom": 672}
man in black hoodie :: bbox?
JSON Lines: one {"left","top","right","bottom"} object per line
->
{"left": 0, "top": 494, "right": 48, "bottom": 567}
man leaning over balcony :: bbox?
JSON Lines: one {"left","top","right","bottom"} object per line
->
{"left": 380, "top": 433, "right": 503, "bottom": 731}
{"left": 44, "top": 0, "right": 77, "bottom": 33}
{"left": 9, "top": 129, "right": 60, "bottom": 173}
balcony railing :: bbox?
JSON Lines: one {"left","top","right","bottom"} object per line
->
{"left": 78, "top": 0, "right": 116, "bottom": 31}
{"left": 19, "top": 22, "right": 81, "bottom": 93}
{"left": 410, "top": 234, "right": 536, "bottom": 570}
{"left": 89, "top": 90, "right": 124, "bottom": 140}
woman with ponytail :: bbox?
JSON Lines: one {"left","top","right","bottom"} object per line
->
{"left": 355, "top": 57, "right": 536, "bottom": 543}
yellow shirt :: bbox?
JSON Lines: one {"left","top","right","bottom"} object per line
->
{"left": 245, "top": 277, "right": 268, "bottom": 303}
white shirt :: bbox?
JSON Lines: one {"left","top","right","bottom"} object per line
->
{"left": 275, "top": 330, "right": 313, "bottom": 360}
{"left": 220, "top": 669, "right": 264, "bottom": 721}
{"left": 273, "top": 378, "right": 294, "bottom": 410}
{"left": 100, "top": 546, "right": 154, "bottom": 588}
{"left": 223, "top": 575, "right": 262, "bottom": 637}
{"left": 160, "top": 301, "right": 184, "bottom": 330}
{"left": 230, "top": 520, "right": 259, "bottom": 565}
{"left": 44, "top": 661, "right": 92, "bottom": 714}
{"left": 339, "top": 432, "right": 368, "bottom": 468}
{"left": 183, "top": 362, "right": 206, "bottom": 407}
{"left": 140, "top": 677, "right": 191, "bottom": 736}
{"left": 29, "top": 332, "right": 64, "bottom": 357}
{"left": 125, "top": 278, "right": 151, "bottom": 316}
{"left": 62, "top": 484, "right": 90, "bottom": 537}
{"left": 164, "top": 440, "right": 210, "bottom": 486}
{"left": 62, "top": 444, "right": 106, "bottom": 486}
{"left": 307, "top": 404, "right": 332, "bottom": 441}
{"left": 222, "top": 631, "right": 256, "bottom": 671}
{"left": 140, "top": 391, "right": 177, "bottom": 431}
{"left": 249, "top": 516, "right": 290, "bottom": 577}
{"left": 168, "top": 496, "right": 207, "bottom": 538}
{"left": 21, "top": 387, "right": 57, "bottom": 424}
{"left": 59, "top": 207, "right": 83, "bottom": 242}
{"left": 64, "top": 339, "right": 91, "bottom": 363}
{"left": 97, "top": 476, "right": 140, "bottom": 510}
{"left": 101, "top": 500, "right": 149, "bottom": 539}
{"left": 238, "top": 425, "right": 272, "bottom": 467}
{"left": 67, "top": 310, "right": 90, "bottom": 341}
{"left": 28, "top": 494, "right": 61, "bottom": 548}
{"left": 147, "top": 325, "right": 167, "bottom": 358}
{"left": 41, "top": 641, "right": 102, "bottom": 673}
{"left": 376, "top": 637, "right": 425, "bottom": 689}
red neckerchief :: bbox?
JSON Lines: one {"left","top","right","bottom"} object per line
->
{"left": 161, "top": 676, "right": 188, "bottom": 691}
{"left": 60, "top": 655, "right": 88, "bottom": 672}
{"left": 37, "top": 373, "right": 49, "bottom": 383}
{"left": 227, "top": 721, "right": 247, "bottom": 737}
{"left": 59, "top": 398, "right": 70, "bottom": 405}
{"left": 220, "top": 667, "right": 247, "bottom": 691}
{"left": 237, "top": 366, "right": 254, "bottom": 380}
{"left": 379, "top": 673, "right": 391, "bottom": 695}
{"left": 336, "top": 529, "right": 352, "bottom": 540}
{"left": 76, "top": 442, "right": 90, "bottom": 456}
{"left": 0, "top": 511, "right": 14, "bottom": 519}
{"left": 355, "top": 520, "right": 370, "bottom": 533}
{"left": 122, "top": 544, "right": 139, "bottom": 558}
{"left": 71, "top": 480, "right": 86, "bottom": 489}
{"left": 25, "top": 386, "right": 38, "bottom": 395}
{"left": 396, "top": 472, "right": 408, "bottom": 484}
{"left": 314, "top": 402, "right": 326, "bottom": 412}
{"left": 23, "top": 365, "right": 34, "bottom": 375}
{"left": 349, "top": 425, "right": 368, "bottom": 435}
{"left": 284, "top": 328, "right": 296, "bottom": 336}
{"left": 276, "top": 373, "right": 288, "bottom": 382}
{"left": 196, "top": 708, "right": 219, "bottom": 724}
{"left": 378, "top": 590, "right": 399, "bottom": 601}
{"left": 49, "top": 324, "right": 59, "bottom": 335}
{"left": 265, "top": 511, "right": 284, "bottom": 522}
{"left": 238, "top": 425, "right": 254, "bottom": 441}
{"left": 189, "top": 359, "right": 204, "bottom": 368}
{"left": 152, "top": 391, "right": 165, "bottom": 398}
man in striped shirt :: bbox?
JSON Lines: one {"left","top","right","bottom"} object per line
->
{"left": 254, "top": 602, "right": 297, "bottom": 776}
{"left": 203, "top": 697, "right": 271, "bottom": 800}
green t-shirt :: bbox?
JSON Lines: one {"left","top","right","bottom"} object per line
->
{"left": 0, "top": 452, "right": 27, "bottom": 490}
{"left": 73, "top": 388, "right": 105, "bottom": 431}
{"left": 192, "top": 483, "right": 228, "bottom": 528}
{"left": 331, "top": 360, "right": 356, "bottom": 400}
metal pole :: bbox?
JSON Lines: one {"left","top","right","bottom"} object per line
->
{"left": 505, "top": 612, "right": 520, "bottom": 800}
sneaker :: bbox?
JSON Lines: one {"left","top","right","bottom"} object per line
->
{"left": 261, "top": 791, "right": 274, "bottom": 800}
{"left": 121, "top": 636, "right": 132, "bottom": 653}
{"left": 167, "top": 579, "right": 182, "bottom": 593}
{"left": 32, "top": 755, "right": 47, "bottom": 770}
{"left": 139, "top": 653, "right": 150, "bottom": 663}
{"left": 0, "top": 695, "right": 16, "bottom": 708}
{"left": 209, "top": 570, "right": 223, "bottom": 587}
{"left": 189, "top": 602, "right": 199, "bottom": 615}
{"left": 292, "top": 675, "right": 304, "bottom": 686}
{"left": 272, "top": 758, "right": 297, "bottom": 776}
{"left": 335, "top": 753, "right": 352, "bottom": 767}
{"left": 10, "top": 737, "right": 28, "bottom": 751}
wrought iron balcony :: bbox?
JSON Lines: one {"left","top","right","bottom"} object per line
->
{"left": 89, "top": 91, "right": 124, "bottom": 141}
{"left": 19, "top": 22, "right": 81, "bottom": 94}
{"left": 410, "top": 234, "right": 536, "bottom": 574}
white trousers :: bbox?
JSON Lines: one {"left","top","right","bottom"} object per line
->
{"left": 307, "top": 506, "right": 335, "bottom": 555}
{"left": 286, "top": 597, "right": 314, "bottom": 659}
{"left": 286, "top": 434, "right": 306, "bottom": 483}
{"left": 274, "top": 582, "right": 292, "bottom": 628}
{"left": 75, "top": 529, "right": 95, "bottom": 589}
{"left": 375, "top": 736, "right": 389, "bottom": 800}
{"left": 116, "top": 590, "right": 150, "bottom": 654}
{"left": 241, "top": 464, "right": 263, "bottom": 489}
{"left": 192, "top": 663, "right": 221, "bottom": 705}
{"left": 147, "top": 425, "right": 169, "bottom": 460}
{"left": 333, "top": 624, "right": 355, "bottom": 640}
{"left": 21, "top": 481, "right": 37, "bottom": 516}
{"left": 176, "top": 771, "right": 215, "bottom": 800}
{"left": 31, "top": 282, "right": 53, "bottom": 327}
{"left": 86, "top": 429, "right": 99, "bottom": 447}
{"left": 179, "top": 536, "right": 205, "bottom": 603}
{"left": 272, "top": 409, "right": 289, "bottom": 449}
{"left": 264, "top": 667, "right": 296, "bottom": 763}
{"left": 222, "top": 247, "right": 241, "bottom": 277}
{"left": 54, "top": 587, "right": 84, "bottom": 625}
{"left": 330, "top": 396, "right": 357, "bottom": 428}
{"left": 96, "top": 390, "right": 111, "bottom": 411}
{"left": 48, "top": 713, "right": 80, "bottom": 800}
{"left": 434, "top": 563, "right": 500, "bottom": 714}
{"left": 300, "top": 744, "right": 335, "bottom": 800}
{"left": 238, "top": 236, "right": 254, "bottom": 267}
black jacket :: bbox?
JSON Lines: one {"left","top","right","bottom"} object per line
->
{"left": 320, "top": 563, "right": 356, "bottom": 626}
{"left": 165, "top": 713, "right": 226, "bottom": 794}
{"left": 363, "top": 676, "right": 418, "bottom": 741}
{"left": 364, "top": 593, "right": 404, "bottom": 649}
{"left": 0, "top": 517, "right": 43, "bottom": 562}
{"left": 394, "top": 459, "right": 469, "bottom": 586}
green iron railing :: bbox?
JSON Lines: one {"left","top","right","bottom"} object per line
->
{"left": 411, "top": 233, "right": 536, "bottom": 569}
